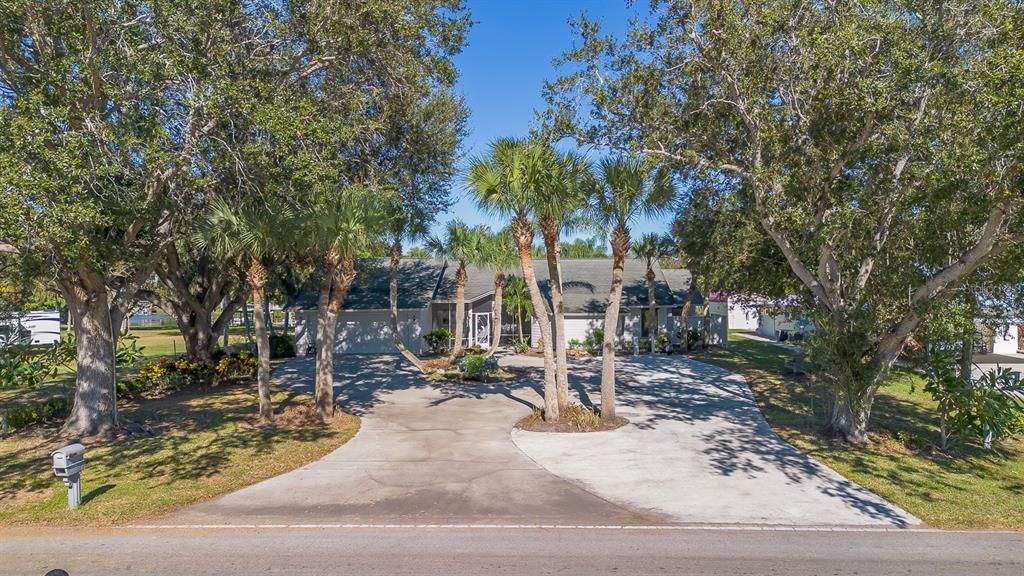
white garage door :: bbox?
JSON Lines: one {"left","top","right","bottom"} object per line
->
{"left": 335, "top": 310, "right": 423, "bottom": 354}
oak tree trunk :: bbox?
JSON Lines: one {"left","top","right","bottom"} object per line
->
{"left": 388, "top": 240, "right": 426, "bottom": 372}
{"left": 680, "top": 275, "right": 697, "bottom": 352}
{"left": 541, "top": 219, "right": 569, "bottom": 410}
{"left": 829, "top": 385, "right": 877, "bottom": 446}
{"left": 600, "top": 225, "right": 630, "bottom": 422}
{"left": 512, "top": 215, "right": 559, "bottom": 422}
{"left": 61, "top": 281, "right": 118, "bottom": 436}
{"left": 484, "top": 269, "right": 504, "bottom": 358}
{"left": 249, "top": 258, "right": 273, "bottom": 422}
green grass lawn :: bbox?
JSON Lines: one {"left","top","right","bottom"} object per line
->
{"left": 0, "top": 381, "right": 359, "bottom": 526}
{"left": 696, "top": 333, "right": 1024, "bottom": 529}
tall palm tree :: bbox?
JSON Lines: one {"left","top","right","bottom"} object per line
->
{"left": 503, "top": 275, "right": 533, "bottom": 343}
{"left": 195, "top": 197, "right": 292, "bottom": 423}
{"left": 631, "top": 232, "right": 672, "bottom": 353}
{"left": 478, "top": 228, "right": 519, "bottom": 358}
{"left": 591, "top": 158, "right": 676, "bottom": 422}
{"left": 427, "top": 220, "right": 486, "bottom": 360}
{"left": 307, "top": 186, "right": 387, "bottom": 420}
{"left": 467, "top": 138, "right": 560, "bottom": 422}
{"left": 533, "top": 149, "right": 593, "bottom": 409}
{"left": 385, "top": 214, "right": 429, "bottom": 373}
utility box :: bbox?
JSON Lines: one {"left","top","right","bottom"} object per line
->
{"left": 51, "top": 443, "right": 85, "bottom": 509}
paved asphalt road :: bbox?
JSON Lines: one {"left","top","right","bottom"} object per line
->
{"left": 3, "top": 526, "right": 1023, "bottom": 576}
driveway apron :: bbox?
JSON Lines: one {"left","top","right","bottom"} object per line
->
{"left": 170, "top": 355, "right": 650, "bottom": 525}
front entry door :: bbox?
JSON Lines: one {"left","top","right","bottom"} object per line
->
{"left": 473, "top": 313, "right": 491, "bottom": 348}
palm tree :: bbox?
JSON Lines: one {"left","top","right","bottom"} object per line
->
{"left": 478, "top": 228, "right": 519, "bottom": 358}
{"left": 195, "top": 197, "right": 292, "bottom": 423}
{"left": 427, "top": 220, "right": 486, "bottom": 360}
{"left": 591, "top": 158, "right": 676, "bottom": 422}
{"left": 533, "top": 149, "right": 593, "bottom": 409}
{"left": 307, "top": 186, "right": 387, "bottom": 420}
{"left": 385, "top": 214, "right": 429, "bottom": 373}
{"left": 631, "top": 232, "right": 672, "bottom": 353}
{"left": 467, "top": 138, "right": 560, "bottom": 422}
{"left": 503, "top": 275, "right": 533, "bottom": 343}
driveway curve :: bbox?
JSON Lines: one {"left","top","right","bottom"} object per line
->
{"left": 510, "top": 355, "right": 919, "bottom": 527}
{"left": 171, "top": 355, "right": 651, "bottom": 525}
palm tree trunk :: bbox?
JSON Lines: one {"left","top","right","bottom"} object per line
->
{"left": 485, "top": 269, "right": 504, "bottom": 358}
{"left": 315, "top": 252, "right": 356, "bottom": 420}
{"left": 388, "top": 239, "right": 426, "bottom": 372}
{"left": 451, "top": 264, "right": 468, "bottom": 360}
{"left": 680, "top": 275, "right": 697, "bottom": 352}
{"left": 601, "top": 225, "right": 630, "bottom": 422}
{"left": 647, "top": 267, "right": 657, "bottom": 354}
{"left": 540, "top": 219, "right": 569, "bottom": 410}
{"left": 248, "top": 258, "right": 273, "bottom": 423}
{"left": 513, "top": 215, "right": 559, "bottom": 422}
{"left": 517, "top": 308, "right": 524, "bottom": 341}
{"left": 242, "top": 301, "right": 254, "bottom": 351}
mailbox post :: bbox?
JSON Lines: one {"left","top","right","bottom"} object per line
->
{"left": 51, "top": 443, "right": 85, "bottom": 509}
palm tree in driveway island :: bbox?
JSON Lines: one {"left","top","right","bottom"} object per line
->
{"left": 466, "top": 137, "right": 561, "bottom": 422}
{"left": 591, "top": 158, "right": 676, "bottom": 422}
{"left": 631, "top": 232, "right": 673, "bottom": 354}
{"left": 427, "top": 220, "right": 487, "bottom": 361}
{"left": 479, "top": 228, "right": 519, "bottom": 358}
{"left": 306, "top": 186, "right": 389, "bottom": 420}
{"left": 503, "top": 275, "right": 533, "bottom": 345}
{"left": 195, "top": 197, "right": 294, "bottom": 423}
{"left": 533, "top": 148, "right": 594, "bottom": 411}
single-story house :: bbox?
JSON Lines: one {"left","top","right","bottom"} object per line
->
{"left": 0, "top": 310, "right": 61, "bottom": 347}
{"left": 289, "top": 258, "right": 720, "bottom": 356}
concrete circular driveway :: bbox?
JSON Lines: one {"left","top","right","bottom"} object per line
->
{"left": 171, "top": 354, "right": 916, "bottom": 527}
{"left": 171, "top": 355, "right": 651, "bottom": 525}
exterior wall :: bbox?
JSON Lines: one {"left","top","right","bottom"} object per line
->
{"left": 0, "top": 310, "right": 61, "bottom": 346}
{"left": 982, "top": 323, "right": 1021, "bottom": 355}
{"left": 294, "top": 309, "right": 426, "bottom": 356}
{"left": 757, "top": 313, "right": 815, "bottom": 341}
{"left": 728, "top": 302, "right": 761, "bottom": 331}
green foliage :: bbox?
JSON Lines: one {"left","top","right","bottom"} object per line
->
{"left": 562, "top": 236, "right": 608, "bottom": 258}
{"left": 424, "top": 328, "right": 453, "bottom": 355}
{"left": 0, "top": 396, "right": 69, "bottom": 431}
{"left": 655, "top": 332, "right": 669, "bottom": 353}
{"left": 269, "top": 334, "right": 296, "bottom": 359}
{"left": 130, "top": 351, "right": 256, "bottom": 396}
{"left": 511, "top": 336, "right": 530, "bottom": 354}
{"left": 584, "top": 328, "right": 604, "bottom": 355}
{"left": 458, "top": 354, "right": 497, "bottom": 381}
{"left": 925, "top": 353, "right": 1024, "bottom": 450}
{"left": 685, "top": 329, "right": 703, "bottom": 351}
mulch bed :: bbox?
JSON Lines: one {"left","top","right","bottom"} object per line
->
{"left": 514, "top": 413, "right": 629, "bottom": 433}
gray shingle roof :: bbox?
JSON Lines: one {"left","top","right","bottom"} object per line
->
{"left": 289, "top": 257, "right": 702, "bottom": 313}
{"left": 288, "top": 258, "right": 444, "bottom": 311}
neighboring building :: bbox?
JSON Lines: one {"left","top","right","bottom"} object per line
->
{"left": 977, "top": 320, "right": 1023, "bottom": 356}
{"left": 290, "top": 258, "right": 718, "bottom": 356}
{"left": 0, "top": 310, "right": 61, "bottom": 347}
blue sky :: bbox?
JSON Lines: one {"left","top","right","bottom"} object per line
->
{"left": 428, "top": 0, "right": 672, "bottom": 243}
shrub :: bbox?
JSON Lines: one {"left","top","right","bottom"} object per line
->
{"left": 216, "top": 351, "right": 258, "bottom": 380}
{"left": 637, "top": 337, "right": 651, "bottom": 352}
{"left": 583, "top": 329, "right": 604, "bottom": 355}
{"left": 1, "top": 395, "right": 70, "bottom": 431}
{"left": 685, "top": 329, "right": 703, "bottom": 350}
{"left": 511, "top": 336, "right": 530, "bottom": 353}
{"left": 424, "top": 328, "right": 453, "bottom": 354}
{"left": 568, "top": 338, "right": 583, "bottom": 350}
{"left": 563, "top": 403, "right": 601, "bottom": 431}
{"left": 0, "top": 346, "right": 51, "bottom": 389}
{"left": 458, "top": 354, "right": 497, "bottom": 380}
{"left": 269, "top": 334, "right": 296, "bottom": 359}
{"left": 925, "top": 353, "right": 1024, "bottom": 450}
{"left": 655, "top": 332, "right": 670, "bottom": 353}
